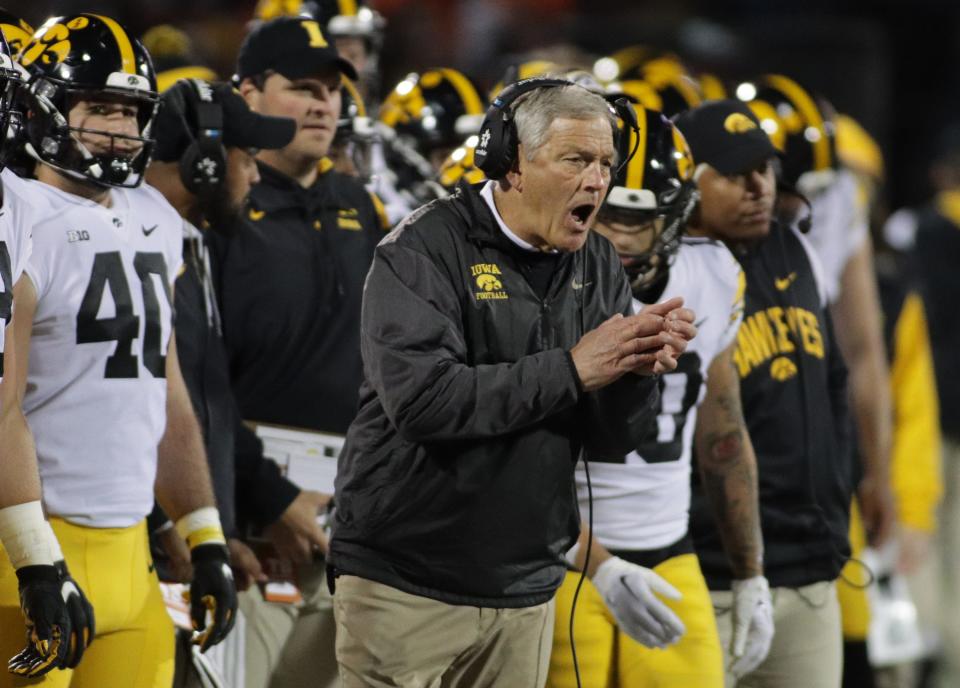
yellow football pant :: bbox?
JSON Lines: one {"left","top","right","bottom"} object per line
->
{"left": 0, "top": 518, "right": 174, "bottom": 688}
{"left": 547, "top": 553, "right": 724, "bottom": 688}
{"left": 837, "top": 501, "right": 871, "bottom": 640}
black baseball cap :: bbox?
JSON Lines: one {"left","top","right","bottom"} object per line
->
{"left": 673, "top": 100, "right": 778, "bottom": 175}
{"left": 153, "top": 79, "right": 297, "bottom": 161}
{"left": 235, "top": 17, "right": 358, "bottom": 83}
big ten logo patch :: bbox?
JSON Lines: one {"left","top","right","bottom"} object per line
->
{"left": 470, "top": 263, "right": 507, "bottom": 300}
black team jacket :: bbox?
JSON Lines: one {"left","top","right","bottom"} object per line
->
{"left": 330, "top": 182, "right": 661, "bottom": 607}
{"left": 690, "top": 223, "right": 853, "bottom": 590}
{"left": 210, "top": 161, "right": 384, "bottom": 436}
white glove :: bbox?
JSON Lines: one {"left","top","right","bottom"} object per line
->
{"left": 729, "top": 575, "right": 774, "bottom": 678}
{"left": 591, "top": 556, "right": 686, "bottom": 649}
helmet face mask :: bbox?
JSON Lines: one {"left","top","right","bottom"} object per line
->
{"left": 0, "top": 35, "right": 25, "bottom": 168}
{"left": 18, "top": 14, "right": 158, "bottom": 188}
{"left": 597, "top": 106, "right": 698, "bottom": 295}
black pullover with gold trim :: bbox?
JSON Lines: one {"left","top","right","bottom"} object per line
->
{"left": 690, "top": 223, "right": 853, "bottom": 589}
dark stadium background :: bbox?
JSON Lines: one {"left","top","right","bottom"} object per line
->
{"left": 6, "top": 0, "right": 957, "bottom": 211}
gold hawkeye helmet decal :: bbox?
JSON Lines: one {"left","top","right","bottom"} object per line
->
{"left": 724, "top": 112, "right": 758, "bottom": 134}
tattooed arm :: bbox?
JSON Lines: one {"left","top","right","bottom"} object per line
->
{"left": 694, "top": 341, "right": 763, "bottom": 578}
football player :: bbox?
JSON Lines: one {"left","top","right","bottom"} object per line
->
{"left": 0, "top": 12, "right": 97, "bottom": 680}
{"left": 547, "top": 104, "right": 772, "bottom": 688}
{"left": 0, "top": 14, "right": 236, "bottom": 687}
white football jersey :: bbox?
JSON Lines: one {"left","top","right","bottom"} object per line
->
{"left": 806, "top": 168, "right": 869, "bottom": 303}
{"left": 22, "top": 180, "right": 183, "bottom": 528}
{"left": 577, "top": 237, "right": 745, "bottom": 551}
{"left": 0, "top": 169, "right": 42, "bottom": 373}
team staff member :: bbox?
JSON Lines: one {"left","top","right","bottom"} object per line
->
{"left": 147, "top": 78, "right": 298, "bottom": 586}
{"left": 147, "top": 78, "right": 301, "bottom": 686}
{"left": 213, "top": 17, "right": 385, "bottom": 688}
{"left": 0, "top": 15, "right": 237, "bottom": 687}
{"left": 548, "top": 105, "right": 772, "bottom": 688}
{"left": 330, "top": 78, "right": 697, "bottom": 687}
{"left": 678, "top": 101, "right": 853, "bottom": 688}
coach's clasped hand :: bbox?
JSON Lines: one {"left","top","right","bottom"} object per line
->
{"left": 592, "top": 556, "right": 687, "bottom": 649}
{"left": 571, "top": 296, "right": 697, "bottom": 391}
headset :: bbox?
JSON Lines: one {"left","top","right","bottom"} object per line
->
{"left": 474, "top": 76, "right": 640, "bottom": 181}
{"left": 178, "top": 79, "right": 227, "bottom": 195}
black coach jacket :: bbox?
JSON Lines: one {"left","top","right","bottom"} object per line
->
{"left": 330, "top": 182, "right": 661, "bottom": 607}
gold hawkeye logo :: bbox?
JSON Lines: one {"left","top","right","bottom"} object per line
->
{"left": 724, "top": 113, "right": 758, "bottom": 134}
{"left": 471, "top": 263, "right": 508, "bottom": 300}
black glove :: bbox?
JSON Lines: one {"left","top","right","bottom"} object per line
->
{"left": 54, "top": 561, "right": 95, "bottom": 668}
{"left": 8, "top": 565, "right": 70, "bottom": 677}
{"left": 188, "top": 544, "right": 237, "bottom": 652}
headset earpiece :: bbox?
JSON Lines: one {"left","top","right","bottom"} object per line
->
{"left": 474, "top": 77, "right": 577, "bottom": 180}
{"left": 474, "top": 77, "right": 643, "bottom": 182}
{"left": 178, "top": 79, "right": 227, "bottom": 195}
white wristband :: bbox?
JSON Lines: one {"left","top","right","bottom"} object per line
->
{"left": 0, "top": 501, "right": 56, "bottom": 569}
{"left": 175, "top": 507, "right": 226, "bottom": 550}
{"left": 45, "top": 521, "right": 64, "bottom": 562}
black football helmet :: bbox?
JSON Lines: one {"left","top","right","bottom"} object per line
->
{"left": 0, "top": 9, "right": 32, "bottom": 55}
{"left": 318, "top": 0, "right": 386, "bottom": 47}
{"left": 0, "top": 11, "right": 27, "bottom": 166}
{"left": 380, "top": 68, "right": 486, "bottom": 158}
{"left": 437, "top": 134, "right": 486, "bottom": 190}
{"left": 735, "top": 74, "right": 837, "bottom": 195}
{"left": 334, "top": 76, "right": 376, "bottom": 180}
{"left": 600, "top": 104, "right": 698, "bottom": 293}
{"left": 17, "top": 14, "right": 159, "bottom": 187}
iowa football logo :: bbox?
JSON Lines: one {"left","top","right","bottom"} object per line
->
{"left": 770, "top": 356, "right": 798, "bottom": 381}
{"left": 471, "top": 263, "right": 507, "bottom": 300}
{"left": 724, "top": 113, "right": 758, "bottom": 134}
{"left": 476, "top": 274, "right": 502, "bottom": 292}
{"left": 19, "top": 16, "right": 90, "bottom": 67}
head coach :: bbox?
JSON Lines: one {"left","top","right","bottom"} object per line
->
{"left": 329, "top": 77, "right": 698, "bottom": 687}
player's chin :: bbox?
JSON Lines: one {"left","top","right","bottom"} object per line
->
{"left": 739, "top": 217, "right": 772, "bottom": 239}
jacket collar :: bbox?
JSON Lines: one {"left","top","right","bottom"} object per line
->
{"left": 250, "top": 158, "right": 337, "bottom": 212}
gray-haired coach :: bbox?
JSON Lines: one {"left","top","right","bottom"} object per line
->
{"left": 329, "top": 78, "right": 698, "bottom": 688}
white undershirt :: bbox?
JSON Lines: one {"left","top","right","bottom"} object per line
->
{"left": 480, "top": 181, "right": 558, "bottom": 253}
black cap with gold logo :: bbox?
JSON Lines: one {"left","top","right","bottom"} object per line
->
{"left": 674, "top": 99, "right": 778, "bottom": 176}
{"left": 235, "top": 16, "right": 358, "bottom": 83}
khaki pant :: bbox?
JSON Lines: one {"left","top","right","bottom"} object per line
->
{"left": 712, "top": 580, "right": 842, "bottom": 688}
{"left": 333, "top": 575, "right": 555, "bottom": 688}
{"left": 239, "top": 559, "right": 339, "bottom": 688}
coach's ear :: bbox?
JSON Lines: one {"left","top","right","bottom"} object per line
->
{"left": 504, "top": 145, "right": 525, "bottom": 192}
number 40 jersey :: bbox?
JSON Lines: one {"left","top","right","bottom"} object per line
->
{"left": 21, "top": 180, "right": 183, "bottom": 529}
{"left": 577, "top": 237, "right": 745, "bottom": 552}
